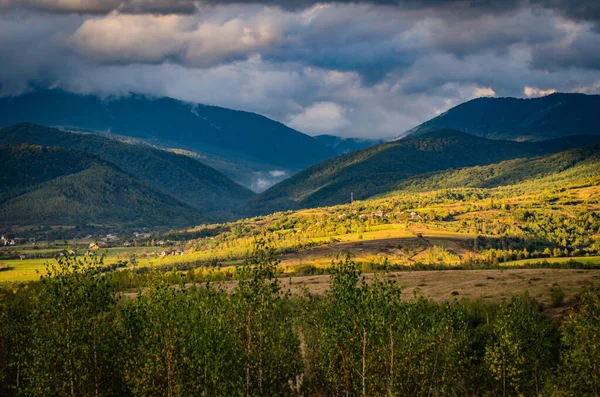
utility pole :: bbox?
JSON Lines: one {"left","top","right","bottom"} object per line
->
{"left": 351, "top": 192, "right": 354, "bottom": 204}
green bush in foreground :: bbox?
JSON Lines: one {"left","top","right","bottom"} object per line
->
{"left": 0, "top": 244, "right": 599, "bottom": 396}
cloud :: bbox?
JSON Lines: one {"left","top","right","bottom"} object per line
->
{"left": 70, "top": 13, "right": 187, "bottom": 63}
{"left": 1, "top": 0, "right": 598, "bottom": 28}
{"left": 11, "top": 0, "right": 198, "bottom": 14}
{"left": 269, "top": 170, "right": 287, "bottom": 177}
{"left": 524, "top": 86, "right": 556, "bottom": 97}
{"left": 1, "top": 1, "right": 600, "bottom": 140}
{"left": 251, "top": 169, "right": 289, "bottom": 191}
{"left": 473, "top": 87, "right": 496, "bottom": 97}
{"left": 531, "top": 23, "right": 600, "bottom": 71}
{"left": 288, "top": 101, "right": 350, "bottom": 134}
{"left": 69, "top": 7, "right": 291, "bottom": 67}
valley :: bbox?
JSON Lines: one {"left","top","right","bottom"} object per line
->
{"left": 1, "top": 90, "right": 600, "bottom": 396}
{"left": 3, "top": 2, "right": 600, "bottom": 394}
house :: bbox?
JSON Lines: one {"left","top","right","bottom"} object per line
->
{"left": 105, "top": 234, "right": 119, "bottom": 241}
{"left": 89, "top": 243, "right": 100, "bottom": 250}
{"left": 410, "top": 212, "right": 423, "bottom": 220}
{"left": 123, "top": 241, "right": 132, "bottom": 247}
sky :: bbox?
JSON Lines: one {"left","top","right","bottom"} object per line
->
{"left": 1, "top": 0, "right": 600, "bottom": 139}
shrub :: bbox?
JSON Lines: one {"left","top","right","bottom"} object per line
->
{"left": 550, "top": 286, "right": 566, "bottom": 307}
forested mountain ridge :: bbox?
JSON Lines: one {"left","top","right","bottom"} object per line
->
{"left": 0, "top": 143, "right": 205, "bottom": 228}
{"left": 0, "top": 89, "right": 337, "bottom": 188}
{"left": 388, "top": 143, "right": 600, "bottom": 194}
{"left": 245, "top": 129, "right": 600, "bottom": 214}
{"left": 404, "top": 93, "right": 600, "bottom": 141}
{"left": 0, "top": 123, "right": 254, "bottom": 217}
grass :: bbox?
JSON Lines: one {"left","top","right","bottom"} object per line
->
{"left": 0, "top": 246, "right": 160, "bottom": 282}
{"left": 503, "top": 256, "right": 600, "bottom": 266}
{"left": 206, "top": 268, "right": 600, "bottom": 315}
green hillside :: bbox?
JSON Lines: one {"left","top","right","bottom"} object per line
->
{"left": 0, "top": 143, "right": 205, "bottom": 228}
{"left": 0, "top": 90, "right": 336, "bottom": 188}
{"left": 390, "top": 144, "right": 600, "bottom": 194}
{"left": 405, "top": 93, "right": 600, "bottom": 141}
{"left": 245, "top": 130, "right": 600, "bottom": 214}
{"left": 0, "top": 123, "right": 254, "bottom": 218}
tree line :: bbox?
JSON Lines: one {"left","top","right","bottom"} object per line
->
{"left": 1, "top": 242, "right": 599, "bottom": 396}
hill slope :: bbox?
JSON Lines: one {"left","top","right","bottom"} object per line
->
{"left": 0, "top": 89, "right": 336, "bottom": 188}
{"left": 0, "top": 143, "right": 205, "bottom": 228}
{"left": 245, "top": 130, "right": 600, "bottom": 214}
{"left": 404, "top": 93, "right": 600, "bottom": 141}
{"left": 0, "top": 123, "right": 254, "bottom": 218}
{"left": 390, "top": 144, "right": 600, "bottom": 194}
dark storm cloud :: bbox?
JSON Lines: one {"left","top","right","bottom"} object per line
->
{"left": 532, "top": 31, "right": 600, "bottom": 71}
{"left": 7, "top": 0, "right": 198, "bottom": 14}
{"left": 1, "top": 0, "right": 597, "bottom": 22}
{"left": 536, "top": 0, "right": 600, "bottom": 27}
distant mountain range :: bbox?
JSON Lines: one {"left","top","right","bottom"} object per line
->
{"left": 0, "top": 124, "right": 254, "bottom": 218}
{"left": 3, "top": 91, "right": 600, "bottom": 228}
{"left": 403, "top": 93, "right": 600, "bottom": 141}
{"left": 0, "top": 89, "right": 337, "bottom": 190}
{"left": 245, "top": 130, "right": 600, "bottom": 214}
{"left": 0, "top": 143, "right": 205, "bottom": 229}
{"left": 314, "top": 135, "right": 386, "bottom": 155}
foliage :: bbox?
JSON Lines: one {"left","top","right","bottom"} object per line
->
{"left": 559, "top": 285, "right": 600, "bottom": 395}
{"left": 550, "top": 286, "right": 566, "bottom": 308}
{"left": 1, "top": 247, "right": 600, "bottom": 395}
{"left": 0, "top": 142, "right": 206, "bottom": 229}
{"left": 0, "top": 123, "right": 254, "bottom": 217}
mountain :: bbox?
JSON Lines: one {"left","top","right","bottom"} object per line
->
{"left": 314, "top": 135, "right": 386, "bottom": 155}
{"left": 0, "top": 143, "right": 205, "bottom": 228}
{"left": 389, "top": 144, "right": 600, "bottom": 194}
{"left": 0, "top": 89, "right": 337, "bottom": 189}
{"left": 245, "top": 130, "right": 600, "bottom": 214}
{"left": 0, "top": 123, "right": 254, "bottom": 218}
{"left": 403, "top": 93, "right": 600, "bottom": 141}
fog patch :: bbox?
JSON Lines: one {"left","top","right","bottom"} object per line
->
{"left": 251, "top": 169, "right": 289, "bottom": 192}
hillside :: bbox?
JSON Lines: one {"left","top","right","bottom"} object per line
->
{"left": 390, "top": 144, "right": 600, "bottom": 194}
{"left": 0, "top": 123, "right": 254, "bottom": 218}
{"left": 0, "top": 89, "right": 336, "bottom": 189}
{"left": 0, "top": 143, "right": 205, "bottom": 228}
{"left": 245, "top": 130, "right": 600, "bottom": 214}
{"left": 404, "top": 93, "right": 600, "bottom": 141}
{"left": 314, "top": 134, "right": 386, "bottom": 155}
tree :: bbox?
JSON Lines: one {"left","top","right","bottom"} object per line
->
{"left": 559, "top": 285, "right": 600, "bottom": 396}
{"left": 484, "top": 295, "right": 556, "bottom": 396}
{"left": 25, "top": 250, "right": 121, "bottom": 396}
{"left": 232, "top": 237, "right": 302, "bottom": 396}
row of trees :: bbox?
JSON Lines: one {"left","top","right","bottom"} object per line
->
{"left": 1, "top": 245, "right": 599, "bottom": 396}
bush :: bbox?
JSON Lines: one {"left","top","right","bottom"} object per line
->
{"left": 550, "top": 285, "right": 565, "bottom": 307}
